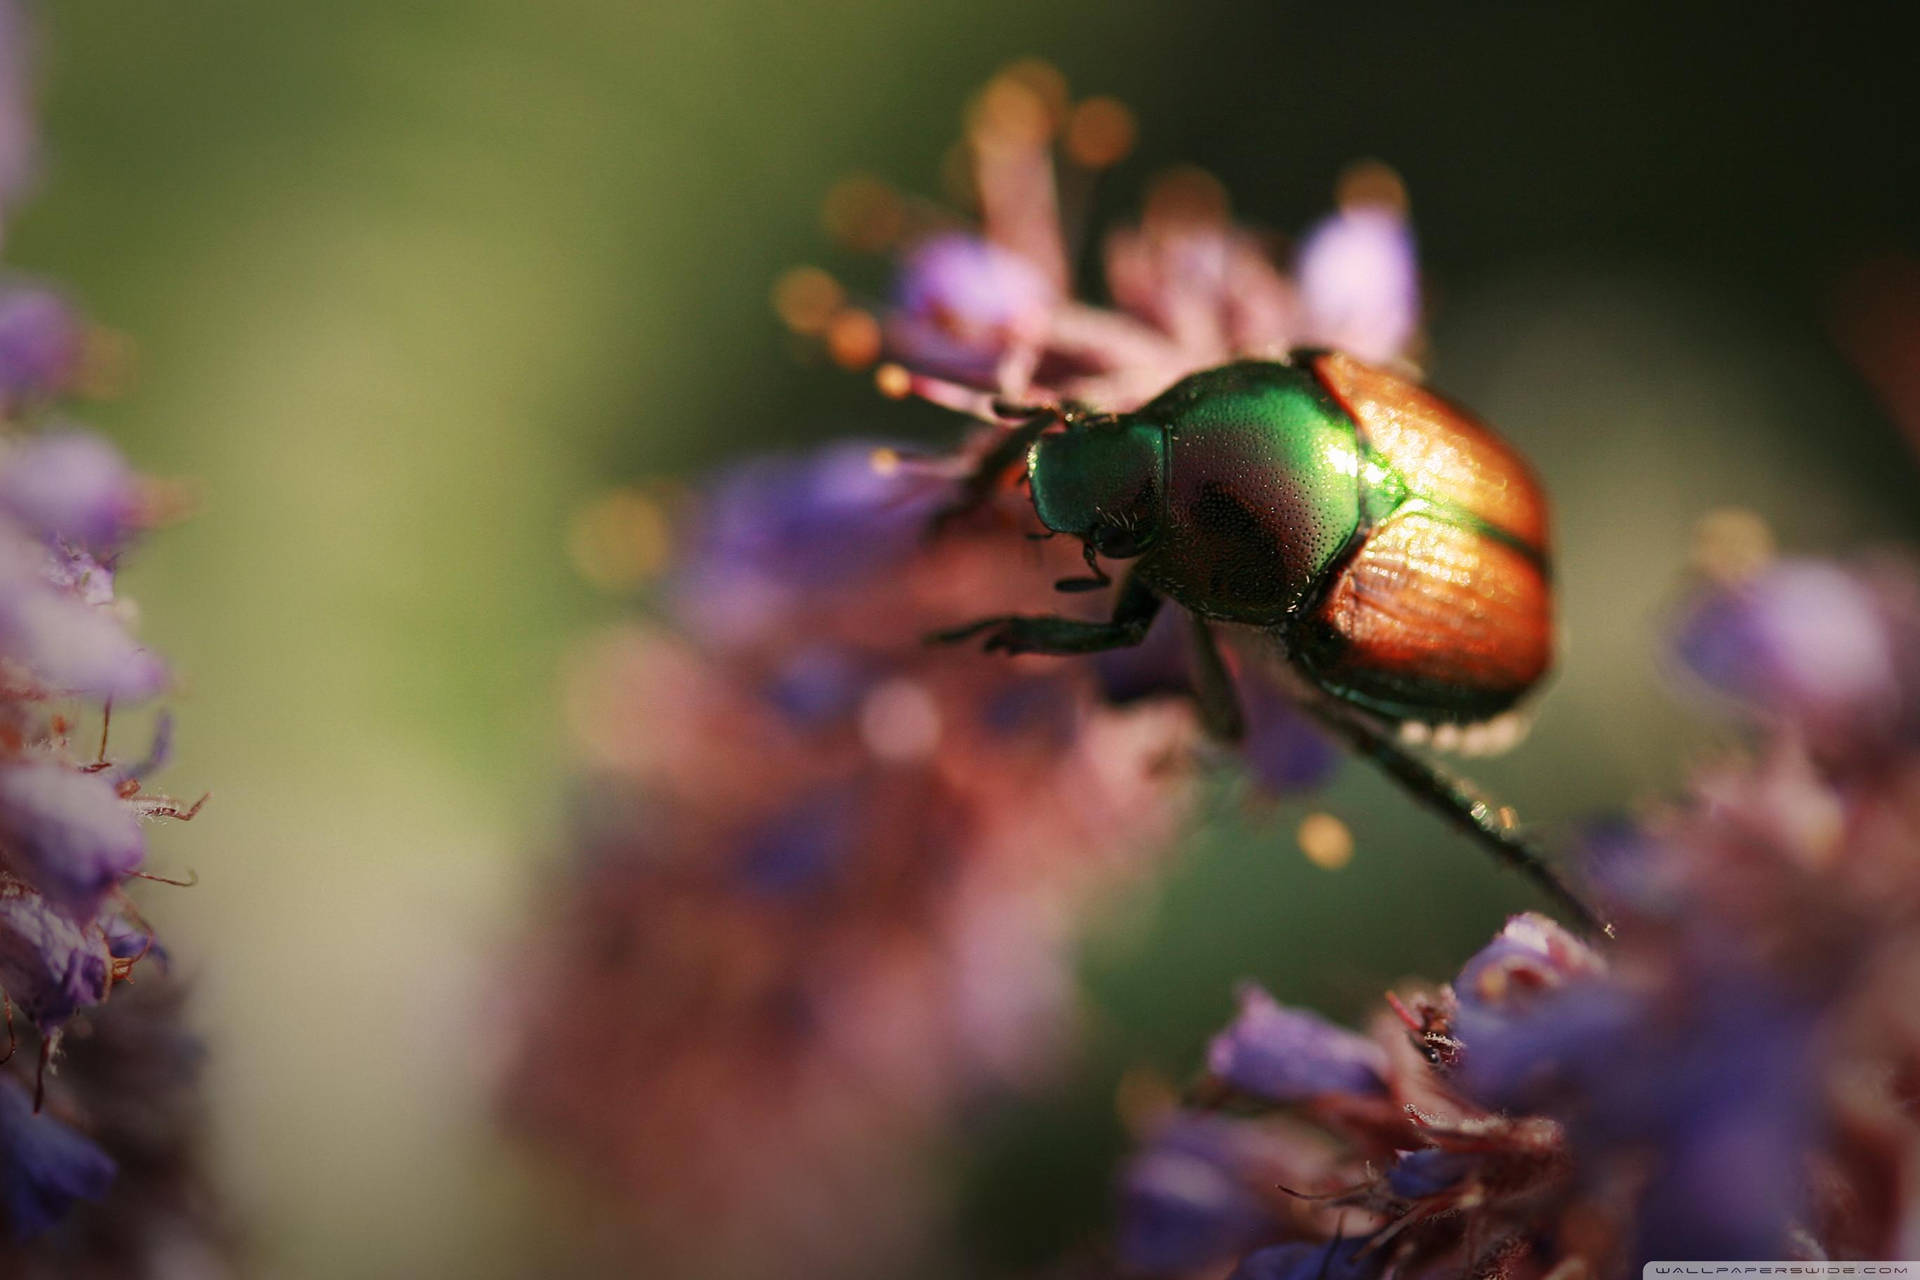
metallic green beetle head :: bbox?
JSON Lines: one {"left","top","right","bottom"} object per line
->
{"left": 1026, "top": 418, "right": 1167, "bottom": 559}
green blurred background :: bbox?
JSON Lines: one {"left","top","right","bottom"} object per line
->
{"left": 9, "top": 3, "right": 1917, "bottom": 1275}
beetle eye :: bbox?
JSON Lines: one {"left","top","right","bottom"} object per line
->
{"left": 1090, "top": 521, "right": 1149, "bottom": 559}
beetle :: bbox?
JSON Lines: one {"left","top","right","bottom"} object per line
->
{"left": 935, "top": 350, "right": 1605, "bottom": 934}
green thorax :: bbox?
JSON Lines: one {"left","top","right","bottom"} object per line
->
{"left": 1130, "top": 361, "right": 1378, "bottom": 624}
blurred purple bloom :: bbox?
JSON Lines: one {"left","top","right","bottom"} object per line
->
{"left": 1672, "top": 559, "right": 1903, "bottom": 738}
{"left": 0, "top": 283, "right": 83, "bottom": 407}
{"left": 1230, "top": 1237, "right": 1381, "bottom": 1280}
{"left": 1295, "top": 205, "right": 1420, "bottom": 364}
{"left": 0, "top": 1079, "right": 116, "bottom": 1240}
{"left": 0, "top": 431, "right": 144, "bottom": 552}
{"left": 1240, "top": 674, "right": 1342, "bottom": 793}
{"left": 889, "top": 233, "right": 1058, "bottom": 381}
{"left": 736, "top": 785, "right": 858, "bottom": 895}
{"left": 1383, "top": 1148, "right": 1471, "bottom": 1199}
{"left": 0, "top": 764, "right": 146, "bottom": 917}
{"left": 1208, "top": 985, "right": 1389, "bottom": 1102}
{"left": 672, "top": 442, "right": 951, "bottom": 639}
{"left": 1117, "top": 1115, "right": 1281, "bottom": 1274}
{"left": 0, "top": 888, "right": 112, "bottom": 1029}
{"left": 762, "top": 644, "right": 870, "bottom": 728}
{"left": 1093, "top": 606, "right": 1192, "bottom": 706}
{"left": 1450, "top": 912, "right": 1605, "bottom": 1021}
{"left": 0, "top": 572, "right": 168, "bottom": 701}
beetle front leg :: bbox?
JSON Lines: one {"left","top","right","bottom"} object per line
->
{"left": 931, "top": 573, "right": 1162, "bottom": 655}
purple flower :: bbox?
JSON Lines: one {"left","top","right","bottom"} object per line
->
{"left": 1229, "top": 1237, "right": 1381, "bottom": 1280}
{"left": 0, "top": 1078, "right": 116, "bottom": 1239}
{"left": 1207, "top": 985, "right": 1389, "bottom": 1101}
{"left": 1117, "top": 1115, "right": 1282, "bottom": 1274}
{"left": 0, "top": 574, "right": 169, "bottom": 701}
{"left": 1384, "top": 1148, "right": 1472, "bottom": 1199}
{"left": 0, "top": 888, "right": 112, "bottom": 1029}
{"left": 0, "top": 431, "right": 145, "bottom": 552}
{"left": 0, "top": 283, "right": 84, "bottom": 407}
{"left": 735, "top": 785, "right": 859, "bottom": 895}
{"left": 1672, "top": 559, "right": 1903, "bottom": 739}
{"left": 1451, "top": 912, "right": 1605, "bottom": 1021}
{"left": 671, "top": 442, "right": 951, "bottom": 640}
{"left": 1295, "top": 205, "right": 1420, "bottom": 365}
{"left": 887, "top": 233, "right": 1058, "bottom": 381}
{"left": 1240, "top": 673, "right": 1341, "bottom": 794}
{"left": 0, "top": 764, "right": 146, "bottom": 917}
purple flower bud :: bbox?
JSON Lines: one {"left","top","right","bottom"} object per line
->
{"left": 0, "top": 1077, "right": 117, "bottom": 1239}
{"left": 0, "top": 284, "right": 84, "bottom": 406}
{"left": 0, "top": 888, "right": 112, "bottom": 1029}
{"left": 887, "top": 233, "right": 1057, "bottom": 380}
{"left": 1296, "top": 206, "right": 1420, "bottom": 365}
{"left": 102, "top": 909, "right": 162, "bottom": 967}
{"left": 0, "top": 571, "right": 168, "bottom": 701}
{"left": 1116, "top": 1116, "right": 1277, "bottom": 1274}
{"left": 0, "top": 764, "right": 146, "bottom": 917}
{"left": 0, "top": 431, "right": 144, "bottom": 552}
{"left": 1229, "top": 1237, "right": 1381, "bottom": 1280}
{"left": 1672, "top": 560, "right": 1900, "bottom": 735}
{"left": 1207, "top": 985, "right": 1389, "bottom": 1101}
{"left": 1452, "top": 912, "right": 1605, "bottom": 1019}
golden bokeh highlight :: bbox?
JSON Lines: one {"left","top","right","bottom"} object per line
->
{"left": 874, "top": 363, "right": 913, "bottom": 400}
{"left": 825, "top": 307, "right": 884, "bottom": 370}
{"left": 1335, "top": 159, "right": 1410, "bottom": 215}
{"left": 1296, "top": 811, "right": 1355, "bottom": 870}
{"left": 771, "top": 265, "right": 846, "bottom": 337}
{"left": 566, "top": 487, "right": 674, "bottom": 593}
{"left": 1690, "top": 507, "right": 1775, "bottom": 584}
{"left": 969, "top": 66, "right": 1060, "bottom": 151}
{"left": 1064, "top": 96, "right": 1137, "bottom": 170}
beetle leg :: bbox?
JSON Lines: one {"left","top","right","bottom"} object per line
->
{"left": 929, "top": 572, "right": 1162, "bottom": 655}
{"left": 1185, "top": 617, "right": 1248, "bottom": 744}
{"left": 1305, "top": 701, "right": 1612, "bottom": 938}
{"left": 926, "top": 408, "right": 1059, "bottom": 538}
